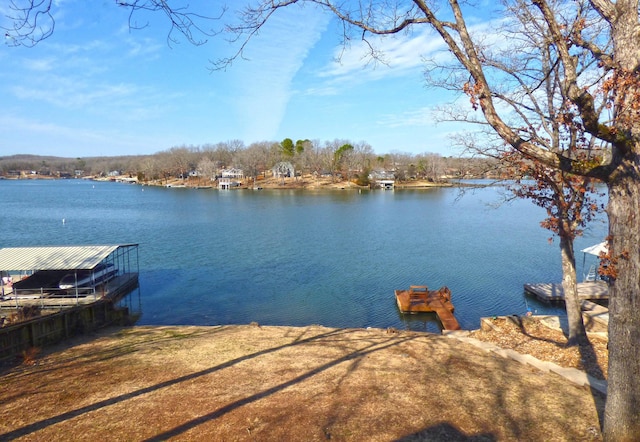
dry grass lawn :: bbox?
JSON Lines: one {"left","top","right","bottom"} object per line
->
{"left": 0, "top": 324, "right": 604, "bottom": 441}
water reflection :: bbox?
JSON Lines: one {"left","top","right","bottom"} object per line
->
{"left": 116, "top": 285, "right": 143, "bottom": 325}
{"left": 396, "top": 312, "right": 444, "bottom": 334}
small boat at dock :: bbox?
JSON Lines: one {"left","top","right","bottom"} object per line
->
{"left": 395, "top": 285, "right": 460, "bottom": 330}
{"left": 59, "top": 263, "right": 117, "bottom": 290}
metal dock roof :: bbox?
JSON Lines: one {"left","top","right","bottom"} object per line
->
{"left": 0, "top": 245, "right": 137, "bottom": 271}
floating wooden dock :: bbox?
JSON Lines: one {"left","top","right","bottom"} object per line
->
{"left": 395, "top": 285, "right": 460, "bottom": 330}
{"left": 524, "top": 281, "right": 609, "bottom": 303}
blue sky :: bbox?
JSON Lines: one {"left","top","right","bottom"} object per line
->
{"left": 0, "top": 1, "right": 485, "bottom": 158}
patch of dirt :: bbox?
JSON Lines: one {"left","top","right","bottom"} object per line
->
{"left": 468, "top": 316, "right": 608, "bottom": 380}
{"left": 0, "top": 324, "right": 604, "bottom": 441}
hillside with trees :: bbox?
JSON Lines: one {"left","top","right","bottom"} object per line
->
{"left": 0, "top": 139, "right": 502, "bottom": 185}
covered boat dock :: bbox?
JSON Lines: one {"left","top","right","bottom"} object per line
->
{"left": 0, "top": 244, "right": 139, "bottom": 310}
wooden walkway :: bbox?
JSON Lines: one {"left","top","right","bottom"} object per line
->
{"left": 524, "top": 281, "right": 609, "bottom": 302}
{"left": 395, "top": 285, "right": 460, "bottom": 330}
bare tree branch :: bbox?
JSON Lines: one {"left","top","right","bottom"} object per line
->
{"left": 3, "top": 0, "right": 54, "bottom": 47}
{"left": 3, "top": 0, "right": 225, "bottom": 48}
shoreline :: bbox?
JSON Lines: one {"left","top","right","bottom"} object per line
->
{"left": 122, "top": 174, "right": 457, "bottom": 190}
{"left": 1, "top": 173, "right": 478, "bottom": 190}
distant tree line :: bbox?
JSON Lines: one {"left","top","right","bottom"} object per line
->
{"left": 0, "top": 139, "right": 502, "bottom": 183}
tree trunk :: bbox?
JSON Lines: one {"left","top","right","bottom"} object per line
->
{"left": 604, "top": 168, "right": 640, "bottom": 441}
{"left": 558, "top": 234, "right": 588, "bottom": 345}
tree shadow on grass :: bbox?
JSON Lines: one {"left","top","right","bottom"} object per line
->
{"left": 509, "top": 314, "right": 606, "bottom": 379}
{"left": 0, "top": 324, "right": 605, "bottom": 441}
{"left": 396, "top": 422, "right": 496, "bottom": 441}
{"left": 508, "top": 314, "right": 606, "bottom": 429}
{"left": 142, "top": 332, "right": 422, "bottom": 441}
{"left": 0, "top": 327, "right": 422, "bottom": 441}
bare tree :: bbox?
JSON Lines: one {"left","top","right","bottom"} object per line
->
{"left": 352, "top": 142, "right": 374, "bottom": 171}
{"left": 295, "top": 139, "right": 323, "bottom": 178}
{"left": 136, "top": 155, "right": 160, "bottom": 182}
{"left": 195, "top": 157, "right": 217, "bottom": 183}
{"left": 166, "top": 145, "right": 196, "bottom": 179}
{"left": 210, "top": 140, "right": 244, "bottom": 168}
{"left": 206, "top": 1, "right": 637, "bottom": 436}
{"left": 232, "top": 142, "right": 263, "bottom": 181}
{"left": 200, "top": 2, "right": 636, "bottom": 436}
{"left": 415, "top": 153, "right": 444, "bottom": 181}
{"left": 435, "top": 0, "right": 608, "bottom": 346}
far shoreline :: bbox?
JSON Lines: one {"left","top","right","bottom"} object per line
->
{"left": 98, "top": 174, "right": 496, "bottom": 191}
{"left": 2, "top": 172, "right": 501, "bottom": 191}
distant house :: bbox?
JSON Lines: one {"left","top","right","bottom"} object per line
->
{"left": 272, "top": 162, "right": 295, "bottom": 178}
{"left": 368, "top": 170, "right": 395, "bottom": 181}
{"left": 368, "top": 170, "right": 395, "bottom": 189}
{"left": 221, "top": 168, "right": 244, "bottom": 179}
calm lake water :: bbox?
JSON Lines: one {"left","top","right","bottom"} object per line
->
{"left": 0, "top": 179, "right": 607, "bottom": 332}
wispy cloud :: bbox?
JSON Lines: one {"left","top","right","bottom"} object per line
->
{"left": 13, "top": 78, "right": 128, "bottom": 107}
{"left": 229, "top": 6, "right": 331, "bottom": 140}
{"left": 308, "top": 12, "right": 508, "bottom": 97}
{"left": 21, "top": 58, "right": 56, "bottom": 72}
{"left": 124, "top": 37, "right": 163, "bottom": 59}
{"left": 0, "top": 114, "right": 167, "bottom": 155}
{"left": 0, "top": 115, "right": 102, "bottom": 139}
{"left": 9, "top": 67, "right": 175, "bottom": 120}
{"left": 116, "top": 23, "right": 165, "bottom": 60}
{"left": 301, "top": 85, "right": 339, "bottom": 97}
{"left": 377, "top": 106, "right": 435, "bottom": 129}
{"left": 6, "top": 32, "right": 176, "bottom": 122}
{"left": 318, "top": 29, "right": 447, "bottom": 82}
